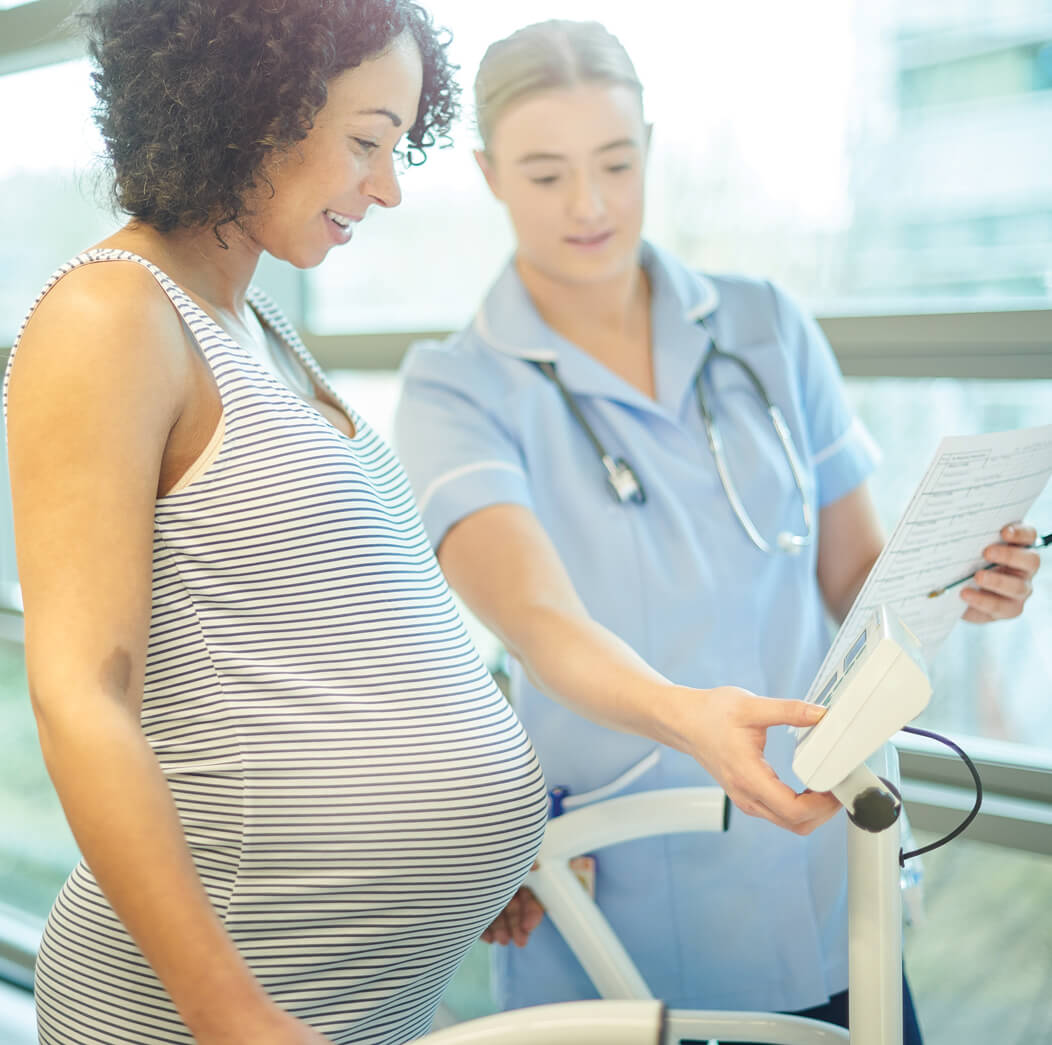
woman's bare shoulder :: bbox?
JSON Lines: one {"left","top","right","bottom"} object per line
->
{"left": 9, "top": 255, "right": 191, "bottom": 417}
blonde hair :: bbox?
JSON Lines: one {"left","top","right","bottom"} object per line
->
{"left": 474, "top": 20, "right": 644, "bottom": 150}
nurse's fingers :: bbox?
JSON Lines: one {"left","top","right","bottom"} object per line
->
{"left": 961, "top": 523, "right": 1043, "bottom": 623}
{"left": 734, "top": 699, "right": 841, "bottom": 831}
{"left": 684, "top": 687, "right": 838, "bottom": 833}
{"left": 960, "top": 569, "right": 1032, "bottom": 622}
{"left": 999, "top": 521, "right": 1037, "bottom": 547}
{"left": 727, "top": 766, "right": 840, "bottom": 835}
{"left": 745, "top": 697, "right": 827, "bottom": 731}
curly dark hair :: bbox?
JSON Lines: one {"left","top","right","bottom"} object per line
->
{"left": 81, "top": 0, "right": 460, "bottom": 237}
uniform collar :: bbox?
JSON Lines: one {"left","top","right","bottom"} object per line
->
{"left": 472, "top": 241, "right": 720, "bottom": 410}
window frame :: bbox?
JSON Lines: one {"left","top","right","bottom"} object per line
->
{"left": 0, "top": 0, "right": 82, "bottom": 77}
{"left": 296, "top": 309, "right": 1052, "bottom": 377}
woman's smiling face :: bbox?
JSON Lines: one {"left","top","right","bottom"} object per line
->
{"left": 246, "top": 31, "right": 424, "bottom": 269}
{"left": 477, "top": 82, "right": 648, "bottom": 288}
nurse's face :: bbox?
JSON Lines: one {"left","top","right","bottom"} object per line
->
{"left": 477, "top": 83, "right": 648, "bottom": 287}
{"left": 245, "top": 32, "right": 424, "bottom": 269}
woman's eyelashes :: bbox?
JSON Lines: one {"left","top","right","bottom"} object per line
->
{"left": 350, "top": 136, "right": 379, "bottom": 153}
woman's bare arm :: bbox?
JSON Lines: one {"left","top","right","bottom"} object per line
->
{"left": 8, "top": 264, "right": 329, "bottom": 1045}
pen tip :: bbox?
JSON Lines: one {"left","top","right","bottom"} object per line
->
{"left": 927, "top": 590, "right": 942, "bottom": 598}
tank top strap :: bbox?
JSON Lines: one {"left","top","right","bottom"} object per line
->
{"left": 8, "top": 248, "right": 245, "bottom": 370}
{"left": 85, "top": 247, "right": 225, "bottom": 353}
{"left": 2, "top": 250, "right": 165, "bottom": 423}
{"left": 78, "top": 248, "right": 198, "bottom": 325}
{"left": 4, "top": 248, "right": 340, "bottom": 434}
{"left": 246, "top": 284, "right": 360, "bottom": 431}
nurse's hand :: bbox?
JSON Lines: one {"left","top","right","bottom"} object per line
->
{"left": 680, "top": 687, "right": 840, "bottom": 835}
{"left": 481, "top": 882, "right": 544, "bottom": 947}
{"left": 960, "top": 522, "right": 1041, "bottom": 623}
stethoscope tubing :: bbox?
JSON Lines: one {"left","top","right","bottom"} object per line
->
{"left": 534, "top": 316, "right": 814, "bottom": 554}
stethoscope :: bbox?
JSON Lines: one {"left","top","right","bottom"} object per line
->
{"left": 535, "top": 317, "right": 814, "bottom": 556}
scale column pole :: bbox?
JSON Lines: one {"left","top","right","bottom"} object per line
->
{"left": 846, "top": 805, "right": 903, "bottom": 1045}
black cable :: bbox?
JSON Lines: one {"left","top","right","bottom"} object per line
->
{"left": 898, "top": 725, "right": 983, "bottom": 865}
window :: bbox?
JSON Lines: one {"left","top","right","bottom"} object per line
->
{"left": 0, "top": 60, "right": 114, "bottom": 346}
{"left": 0, "top": 59, "right": 303, "bottom": 345}
{"left": 847, "top": 378, "right": 1052, "bottom": 753}
{"left": 0, "top": 639, "right": 77, "bottom": 923}
{"left": 307, "top": 0, "right": 1052, "bottom": 332}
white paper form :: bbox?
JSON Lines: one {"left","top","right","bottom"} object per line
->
{"left": 804, "top": 423, "right": 1052, "bottom": 703}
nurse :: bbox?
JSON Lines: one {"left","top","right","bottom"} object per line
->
{"left": 393, "top": 19, "right": 1040, "bottom": 1039}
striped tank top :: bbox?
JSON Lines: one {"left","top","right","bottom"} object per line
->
{"left": 6, "top": 250, "right": 548, "bottom": 1044}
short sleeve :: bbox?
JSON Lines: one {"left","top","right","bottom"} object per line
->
{"left": 769, "top": 282, "right": 881, "bottom": 507}
{"left": 394, "top": 340, "right": 534, "bottom": 550}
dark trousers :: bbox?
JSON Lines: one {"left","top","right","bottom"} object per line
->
{"left": 682, "top": 971, "right": 923, "bottom": 1045}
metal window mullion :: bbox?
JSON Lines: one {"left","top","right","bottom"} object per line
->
{"left": 0, "top": 0, "right": 83, "bottom": 77}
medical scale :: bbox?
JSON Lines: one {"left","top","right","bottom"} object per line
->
{"left": 421, "top": 606, "right": 959, "bottom": 1045}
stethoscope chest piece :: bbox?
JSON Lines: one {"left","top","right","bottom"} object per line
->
{"left": 534, "top": 322, "right": 813, "bottom": 554}
{"left": 602, "top": 455, "right": 646, "bottom": 504}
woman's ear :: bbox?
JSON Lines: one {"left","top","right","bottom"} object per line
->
{"left": 474, "top": 149, "right": 503, "bottom": 200}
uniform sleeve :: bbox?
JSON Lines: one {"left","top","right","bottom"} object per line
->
{"left": 394, "top": 341, "right": 534, "bottom": 550}
{"left": 768, "top": 282, "right": 881, "bottom": 508}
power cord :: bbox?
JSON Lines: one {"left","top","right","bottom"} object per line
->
{"left": 898, "top": 725, "right": 983, "bottom": 865}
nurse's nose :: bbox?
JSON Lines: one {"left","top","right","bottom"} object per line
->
{"left": 567, "top": 170, "right": 605, "bottom": 222}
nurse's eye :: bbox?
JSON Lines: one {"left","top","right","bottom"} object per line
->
{"left": 605, "top": 162, "right": 633, "bottom": 174}
{"left": 351, "top": 137, "right": 378, "bottom": 153}
{"left": 529, "top": 174, "right": 561, "bottom": 186}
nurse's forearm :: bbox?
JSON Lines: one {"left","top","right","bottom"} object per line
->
{"left": 438, "top": 503, "right": 706, "bottom": 752}
{"left": 438, "top": 506, "right": 838, "bottom": 831}
{"left": 816, "top": 485, "right": 886, "bottom": 623}
{"left": 500, "top": 604, "right": 694, "bottom": 750}
{"left": 823, "top": 546, "right": 883, "bottom": 624}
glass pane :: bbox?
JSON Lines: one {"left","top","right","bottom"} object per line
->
{"left": 0, "top": 60, "right": 115, "bottom": 346}
{"left": 0, "top": 639, "right": 79, "bottom": 921}
{"left": 846, "top": 377, "right": 1052, "bottom": 752}
{"left": 306, "top": 0, "right": 1052, "bottom": 332}
{"left": 0, "top": 60, "right": 302, "bottom": 343}
{"left": 904, "top": 832, "right": 1052, "bottom": 1042}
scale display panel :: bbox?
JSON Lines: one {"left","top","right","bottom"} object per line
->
{"left": 793, "top": 606, "right": 931, "bottom": 792}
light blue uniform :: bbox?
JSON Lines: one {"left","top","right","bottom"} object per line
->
{"left": 393, "top": 241, "right": 880, "bottom": 1013}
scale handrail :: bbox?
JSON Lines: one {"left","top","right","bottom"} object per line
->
{"left": 419, "top": 769, "right": 905, "bottom": 1043}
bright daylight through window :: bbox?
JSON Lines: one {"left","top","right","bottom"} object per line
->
{"left": 307, "top": 0, "right": 1052, "bottom": 330}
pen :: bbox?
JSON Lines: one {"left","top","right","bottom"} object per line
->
{"left": 927, "top": 532, "right": 1052, "bottom": 598}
